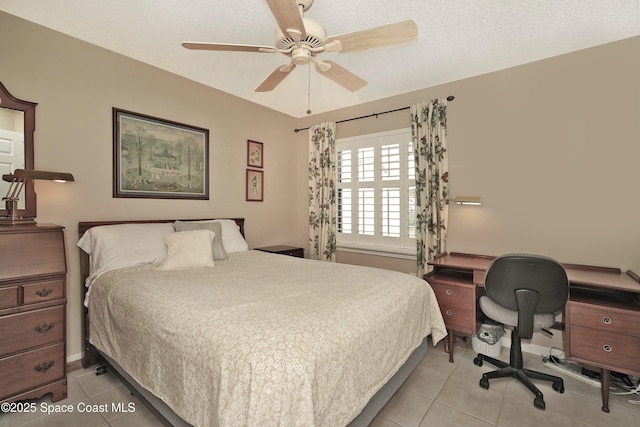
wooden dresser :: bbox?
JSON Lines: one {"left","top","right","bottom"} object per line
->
{"left": 0, "top": 224, "right": 68, "bottom": 404}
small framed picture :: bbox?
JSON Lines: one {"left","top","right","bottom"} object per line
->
{"left": 247, "top": 140, "right": 263, "bottom": 168}
{"left": 246, "top": 169, "right": 264, "bottom": 202}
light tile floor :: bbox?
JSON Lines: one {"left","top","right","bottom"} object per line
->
{"left": 1, "top": 340, "right": 638, "bottom": 427}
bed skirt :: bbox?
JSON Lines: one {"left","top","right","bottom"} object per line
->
{"left": 94, "top": 335, "right": 431, "bottom": 427}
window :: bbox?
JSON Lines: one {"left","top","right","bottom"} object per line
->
{"left": 336, "top": 129, "right": 415, "bottom": 255}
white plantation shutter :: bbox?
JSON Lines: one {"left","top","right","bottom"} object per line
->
{"left": 336, "top": 128, "right": 415, "bottom": 252}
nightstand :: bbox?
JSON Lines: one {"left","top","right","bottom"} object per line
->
{"left": 0, "top": 224, "right": 68, "bottom": 404}
{"left": 255, "top": 245, "right": 304, "bottom": 258}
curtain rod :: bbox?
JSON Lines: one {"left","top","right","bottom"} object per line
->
{"left": 294, "top": 95, "right": 455, "bottom": 133}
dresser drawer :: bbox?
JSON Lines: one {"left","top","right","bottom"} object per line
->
{"left": 22, "top": 280, "right": 65, "bottom": 305}
{"left": 0, "top": 343, "right": 64, "bottom": 400}
{"left": 0, "top": 286, "right": 19, "bottom": 309}
{"left": 568, "top": 302, "right": 640, "bottom": 338}
{"left": 0, "top": 306, "right": 64, "bottom": 357}
{"left": 0, "top": 227, "right": 66, "bottom": 281}
{"left": 569, "top": 325, "right": 640, "bottom": 373}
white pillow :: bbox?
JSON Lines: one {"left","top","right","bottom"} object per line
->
{"left": 77, "top": 222, "right": 175, "bottom": 273}
{"left": 157, "top": 230, "right": 215, "bottom": 270}
{"left": 173, "top": 220, "right": 228, "bottom": 260}
{"left": 182, "top": 219, "right": 249, "bottom": 254}
{"left": 214, "top": 219, "right": 248, "bottom": 253}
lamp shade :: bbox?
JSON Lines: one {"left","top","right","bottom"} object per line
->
{"left": 3, "top": 169, "right": 75, "bottom": 183}
{"left": 453, "top": 196, "right": 482, "bottom": 205}
{"left": 1, "top": 168, "right": 75, "bottom": 226}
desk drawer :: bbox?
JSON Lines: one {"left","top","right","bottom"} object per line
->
{"left": 430, "top": 281, "right": 475, "bottom": 310}
{"left": 438, "top": 302, "right": 475, "bottom": 334}
{"left": 569, "top": 325, "right": 640, "bottom": 373}
{"left": 569, "top": 302, "right": 640, "bottom": 338}
{"left": 429, "top": 277, "right": 476, "bottom": 335}
{"left": 0, "top": 306, "right": 64, "bottom": 357}
{"left": 473, "top": 270, "right": 486, "bottom": 286}
{"left": 0, "top": 343, "right": 64, "bottom": 400}
{"left": 22, "top": 280, "right": 65, "bottom": 305}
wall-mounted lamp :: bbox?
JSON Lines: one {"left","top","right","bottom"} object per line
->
{"left": 1, "top": 169, "right": 75, "bottom": 226}
{"left": 444, "top": 196, "right": 482, "bottom": 206}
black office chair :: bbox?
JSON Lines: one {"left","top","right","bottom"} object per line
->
{"left": 473, "top": 254, "right": 569, "bottom": 410}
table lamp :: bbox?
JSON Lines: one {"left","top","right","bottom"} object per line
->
{"left": 1, "top": 169, "right": 75, "bottom": 226}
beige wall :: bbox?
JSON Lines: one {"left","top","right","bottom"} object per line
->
{"left": 1, "top": 12, "right": 301, "bottom": 362}
{"left": 294, "top": 36, "right": 640, "bottom": 349}
{"left": 295, "top": 35, "right": 640, "bottom": 276}
{"left": 2, "top": 11, "right": 639, "bottom": 360}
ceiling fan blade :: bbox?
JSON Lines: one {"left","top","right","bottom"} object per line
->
{"left": 255, "top": 63, "right": 297, "bottom": 92}
{"left": 325, "top": 20, "right": 418, "bottom": 53}
{"left": 315, "top": 60, "right": 367, "bottom": 92}
{"left": 182, "top": 42, "right": 276, "bottom": 53}
{"left": 264, "top": 0, "right": 306, "bottom": 41}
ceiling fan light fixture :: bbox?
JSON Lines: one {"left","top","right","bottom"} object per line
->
{"left": 184, "top": 0, "right": 417, "bottom": 94}
{"left": 275, "top": 18, "right": 326, "bottom": 51}
{"left": 291, "top": 47, "right": 311, "bottom": 65}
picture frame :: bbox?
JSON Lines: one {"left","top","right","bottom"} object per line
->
{"left": 113, "top": 108, "right": 209, "bottom": 199}
{"left": 247, "top": 139, "right": 263, "bottom": 168}
{"left": 246, "top": 169, "right": 264, "bottom": 202}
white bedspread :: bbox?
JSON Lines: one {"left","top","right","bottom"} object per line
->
{"left": 88, "top": 250, "right": 446, "bottom": 427}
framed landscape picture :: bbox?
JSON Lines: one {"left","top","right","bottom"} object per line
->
{"left": 113, "top": 108, "right": 209, "bottom": 199}
{"left": 246, "top": 169, "right": 263, "bottom": 202}
{"left": 247, "top": 139, "right": 263, "bottom": 168}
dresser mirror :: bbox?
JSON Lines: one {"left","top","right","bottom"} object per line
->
{"left": 0, "top": 82, "right": 37, "bottom": 218}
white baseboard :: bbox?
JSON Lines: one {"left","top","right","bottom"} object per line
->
{"left": 66, "top": 352, "right": 82, "bottom": 364}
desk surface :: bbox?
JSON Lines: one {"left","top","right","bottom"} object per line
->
{"left": 428, "top": 252, "right": 640, "bottom": 294}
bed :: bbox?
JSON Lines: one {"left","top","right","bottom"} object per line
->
{"left": 78, "top": 218, "right": 447, "bottom": 427}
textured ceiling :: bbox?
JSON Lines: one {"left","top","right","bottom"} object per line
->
{"left": 1, "top": 0, "right": 638, "bottom": 118}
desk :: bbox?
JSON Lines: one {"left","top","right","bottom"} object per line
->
{"left": 425, "top": 252, "right": 640, "bottom": 413}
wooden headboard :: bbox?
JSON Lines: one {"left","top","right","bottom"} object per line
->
{"left": 78, "top": 218, "right": 245, "bottom": 367}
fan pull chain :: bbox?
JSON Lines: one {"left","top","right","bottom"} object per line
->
{"left": 306, "top": 61, "right": 312, "bottom": 115}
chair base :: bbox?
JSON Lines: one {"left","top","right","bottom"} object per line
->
{"left": 473, "top": 331, "right": 565, "bottom": 410}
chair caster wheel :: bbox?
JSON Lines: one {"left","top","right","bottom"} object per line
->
{"left": 534, "top": 397, "right": 545, "bottom": 410}
{"left": 473, "top": 356, "right": 483, "bottom": 367}
{"left": 479, "top": 377, "right": 489, "bottom": 389}
{"left": 552, "top": 381, "right": 564, "bottom": 393}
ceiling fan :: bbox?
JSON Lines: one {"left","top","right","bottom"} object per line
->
{"left": 182, "top": 0, "right": 418, "bottom": 93}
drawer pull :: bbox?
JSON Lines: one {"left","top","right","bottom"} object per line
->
{"left": 445, "top": 309, "right": 452, "bottom": 316}
{"left": 602, "top": 317, "right": 612, "bottom": 325}
{"left": 36, "top": 288, "right": 53, "bottom": 297}
{"left": 34, "top": 322, "right": 56, "bottom": 333}
{"left": 602, "top": 345, "right": 612, "bottom": 353}
{"left": 445, "top": 289, "right": 452, "bottom": 296}
{"left": 34, "top": 361, "right": 55, "bottom": 373}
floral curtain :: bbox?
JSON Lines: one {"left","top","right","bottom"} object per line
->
{"left": 411, "top": 99, "right": 449, "bottom": 277}
{"left": 308, "top": 122, "right": 337, "bottom": 262}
